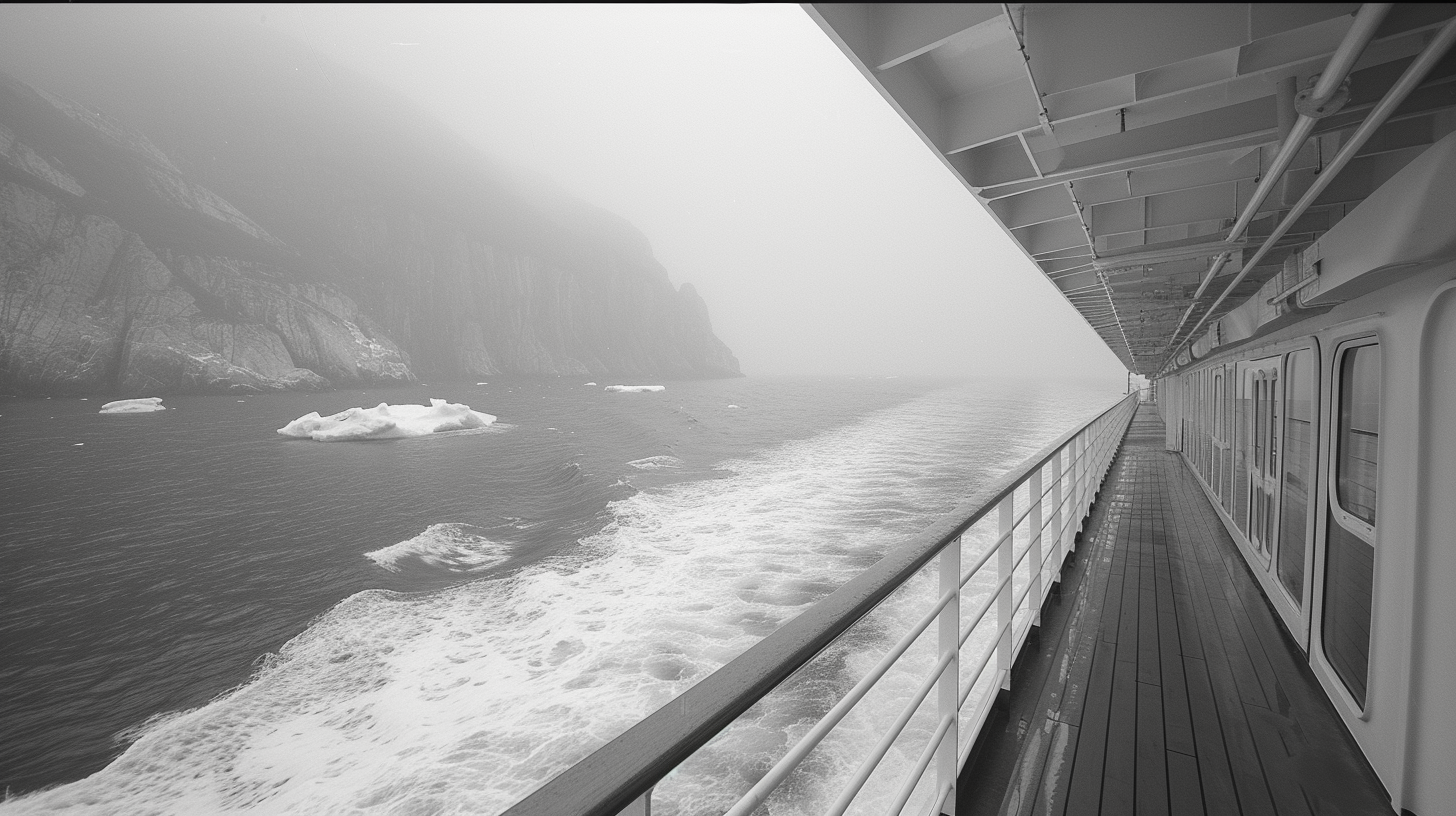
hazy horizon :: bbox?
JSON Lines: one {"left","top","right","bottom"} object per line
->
{"left": 0, "top": 4, "right": 1128, "bottom": 381}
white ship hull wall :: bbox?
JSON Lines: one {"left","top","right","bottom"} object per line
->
{"left": 1157, "top": 258, "right": 1456, "bottom": 815}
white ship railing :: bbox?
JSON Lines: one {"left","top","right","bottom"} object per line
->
{"left": 503, "top": 392, "right": 1140, "bottom": 816}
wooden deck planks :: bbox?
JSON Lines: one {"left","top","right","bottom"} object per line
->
{"left": 959, "top": 405, "right": 1392, "bottom": 816}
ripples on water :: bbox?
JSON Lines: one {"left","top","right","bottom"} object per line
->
{"left": 0, "top": 376, "right": 1121, "bottom": 814}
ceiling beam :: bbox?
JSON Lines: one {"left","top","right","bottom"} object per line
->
{"left": 1024, "top": 3, "right": 1252, "bottom": 95}
{"left": 872, "top": 4, "right": 1004, "bottom": 70}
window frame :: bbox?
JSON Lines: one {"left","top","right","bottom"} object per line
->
{"left": 1317, "top": 334, "right": 1383, "bottom": 718}
{"left": 1328, "top": 340, "right": 1381, "bottom": 545}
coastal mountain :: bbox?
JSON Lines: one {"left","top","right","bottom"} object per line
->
{"left": 0, "top": 22, "right": 740, "bottom": 395}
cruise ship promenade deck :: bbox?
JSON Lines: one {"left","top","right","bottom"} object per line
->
{"left": 960, "top": 405, "right": 1390, "bottom": 816}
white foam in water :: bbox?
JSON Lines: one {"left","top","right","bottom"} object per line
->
{"left": 99, "top": 397, "right": 165, "bottom": 414}
{"left": 276, "top": 399, "right": 495, "bottom": 442}
{"left": 604, "top": 385, "right": 663, "bottom": 393}
{"left": 626, "top": 455, "right": 682, "bottom": 470}
{"left": 365, "top": 524, "right": 512, "bottom": 574}
{"left": 6, "top": 383, "right": 1111, "bottom": 816}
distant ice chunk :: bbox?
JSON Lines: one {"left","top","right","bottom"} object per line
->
{"left": 584, "top": 382, "right": 597, "bottom": 386}
{"left": 277, "top": 398, "right": 495, "bottom": 442}
{"left": 365, "top": 523, "right": 510, "bottom": 573}
{"left": 628, "top": 455, "right": 682, "bottom": 470}
{"left": 727, "top": 404, "right": 740, "bottom": 409}
{"left": 99, "top": 397, "right": 166, "bottom": 414}
{"left": 605, "top": 385, "right": 664, "bottom": 393}
{"left": 476, "top": 382, "right": 488, "bottom": 386}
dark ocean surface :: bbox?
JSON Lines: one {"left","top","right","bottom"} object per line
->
{"left": 0, "top": 376, "right": 1123, "bottom": 814}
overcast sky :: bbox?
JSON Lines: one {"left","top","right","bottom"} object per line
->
{"left": 1, "top": 4, "right": 1127, "bottom": 381}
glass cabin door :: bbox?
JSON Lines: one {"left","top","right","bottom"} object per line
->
{"left": 1273, "top": 347, "right": 1316, "bottom": 648}
{"left": 1247, "top": 360, "right": 1281, "bottom": 562}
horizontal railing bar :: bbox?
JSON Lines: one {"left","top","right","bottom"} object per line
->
{"left": 501, "top": 393, "right": 1138, "bottom": 816}
{"left": 722, "top": 579, "right": 960, "bottom": 815}
{"left": 959, "top": 537, "right": 1061, "bottom": 709}
{"left": 959, "top": 518, "right": 1044, "bottom": 646}
{"left": 823, "top": 650, "right": 957, "bottom": 816}
{"left": 976, "top": 423, "right": 1109, "bottom": 560}
{"left": 888, "top": 713, "right": 956, "bottom": 816}
{"left": 734, "top": 412, "right": 1120, "bottom": 816}
{"left": 930, "top": 778, "right": 954, "bottom": 816}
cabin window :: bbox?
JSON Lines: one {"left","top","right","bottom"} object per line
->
{"left": 1278, "top": 349, "right": 1314, "bottom": 604}
{"left": 1323, "top": 341, "right": 1380, "bottom": 707}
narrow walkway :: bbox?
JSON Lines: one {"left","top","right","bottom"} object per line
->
{"left": 959, "top": 405, "right": 1392, "bottom": 816}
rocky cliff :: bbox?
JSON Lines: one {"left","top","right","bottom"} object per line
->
{"left": 0, "top": 25, "right": 739, "bottom": 395}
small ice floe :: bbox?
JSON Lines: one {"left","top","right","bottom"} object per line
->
{"left": 73, "top": 443, "right": 84, "bottom": 446}
{"left": 584, "top": 382, "right": 597, "bottom": 386}
{"left": 628, "top": 455, "right": 682, "bottom": 470}
{"left": 605, "top": 385, "right": 665, "bottom": 393}
{"left": 99, "top": 397, "right": 166, "bottom": 414}
{"left": 727, "top": 404, "right": 741, "bottom": 409}
{"left": 79, "top": 398, "right": 88, "bottom": 401}
{"left": 278, "top": 398, "right": 495, "bottom": 442}
{"left": 365, "top": 523, "right": 510, "bottom": 573}
{"left": 476, "top": 382, "right": 488, "bottom": 386}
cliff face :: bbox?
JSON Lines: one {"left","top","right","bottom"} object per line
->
{"left": 0, "top": 26, "right": 739, "bottom": 395}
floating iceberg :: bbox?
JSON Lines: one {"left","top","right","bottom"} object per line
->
{"left": 605, "top": 385, "right": 664, "bottom": 393}
{"left": 277, "top": 399, "right": 495, "bottom": 442}
{"left": 99, "top": 397, "right": 166, "bottom": 414}
{"left": 628, "top": 455, "right": 682, "bottom": 470}
{"left": 584, "top": 382, "right": 597, "bottom": 386}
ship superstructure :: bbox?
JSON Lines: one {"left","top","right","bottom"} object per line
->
{"left": 504, "top": 5, "right": 1456, "bottom": 815}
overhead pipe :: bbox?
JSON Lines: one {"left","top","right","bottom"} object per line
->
{"left": 1167, "top": 13, "right": 1456, "bottom": 367}
{"left": 1224, "top": 2, "right": 1391, "bottom": 241}
{"left": 1161, "top": 2, "right": 1393, "bottom": 353}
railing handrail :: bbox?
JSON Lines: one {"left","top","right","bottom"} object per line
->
{"left": 502, "top": 391, "right": 1140, "bottom": 816}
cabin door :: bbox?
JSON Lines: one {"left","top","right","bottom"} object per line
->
{"left": 1247, "top": 360, "right": 1281, "bottom": 561}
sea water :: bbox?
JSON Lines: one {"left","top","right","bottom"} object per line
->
{"left": 0, "top": 376, "right": 1122, "bottom": 814}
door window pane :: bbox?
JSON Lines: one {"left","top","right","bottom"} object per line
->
{"left": 1336, "top": 346, "right": 1380, "bottom": 525}
{"left": 1278, "top": 350, "right": 1313, "bottom": 603}
{"left": 1324, "top": 519, "right": 1374, "bottom": 705}
{"left": 1323, "top": 343, "right": 1379, "bottom": 707}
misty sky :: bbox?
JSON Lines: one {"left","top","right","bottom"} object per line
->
{"left": 0, "top": 4, "right": 1126, "bottom": 381}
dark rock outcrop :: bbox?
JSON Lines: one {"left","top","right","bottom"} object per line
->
{"left": 0, "top": 24, "right": 739, "bottom": 395}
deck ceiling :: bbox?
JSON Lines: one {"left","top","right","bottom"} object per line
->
{"left": 805, "top": 3, "right": 1456, "bottom": 374}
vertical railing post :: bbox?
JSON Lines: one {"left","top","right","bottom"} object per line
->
{"left": 937, "top": 536, "right": 961, "bottom": 814}
{"left": 997, "top": 493, "right": 1014, "bottom": 689}
{"left": 1028, "top": 466, "right": 1043, "bottom": 625}
{"left": 619, "top": 788, "right": 652, "bottom": 816}
{"left": 1051, "top": 449, "right": 1064, "bottom": 581}
{"left": 1074, "top": 431, "right": 1087, "bottom": 541}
